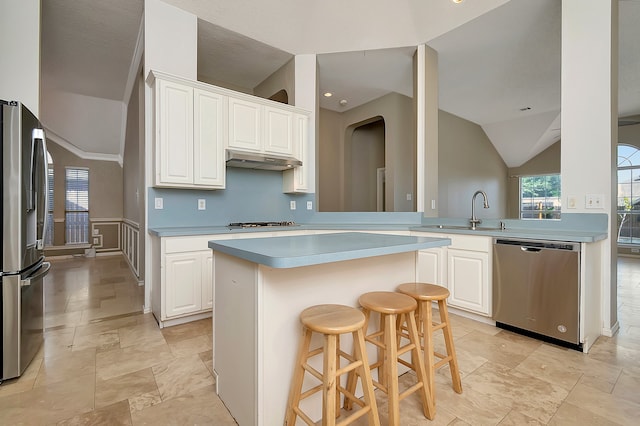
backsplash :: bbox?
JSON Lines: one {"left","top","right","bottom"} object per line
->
{"left": 148, "top": 168, "right": 314, "bottom": 228}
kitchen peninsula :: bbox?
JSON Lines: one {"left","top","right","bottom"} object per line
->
{"left": 208, "top": 232, "right": 451, "bottom": 426}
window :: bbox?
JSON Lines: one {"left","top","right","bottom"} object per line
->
{"left": 65, "top": 167, "right": 89, "bottom": 244}
{"left": 617, "top": 144, "right": 640, "bottom": 244}
{"left": 519, "top": 174, "right": 561, "bottom": 219}
{"left": 45, "top": 152, "right": 54, "bottom": 246}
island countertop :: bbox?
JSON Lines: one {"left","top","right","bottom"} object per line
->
{"left": 207, "top": 231, "right": 450, "bottom": 268}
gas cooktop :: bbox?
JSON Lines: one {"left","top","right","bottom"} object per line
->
{"left": 228, "top": 221, "right": 297, "bottom": 228}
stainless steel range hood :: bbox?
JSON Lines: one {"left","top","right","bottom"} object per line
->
{"left": 226, "top": 150, "right": 302, "bottom": 171}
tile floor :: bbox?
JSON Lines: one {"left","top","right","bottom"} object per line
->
{"left": 0, "top": 254, "right": 639, "bottom": 425}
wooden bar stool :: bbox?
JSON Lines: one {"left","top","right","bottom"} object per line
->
{"left": 397, "top": 283, "right": 463, "bottom": 402}
{"left": 346, "top": 291, "right": 435, "bottom": 425}
{"left": 285, "top": 304, "right": 380, "bottom": 426}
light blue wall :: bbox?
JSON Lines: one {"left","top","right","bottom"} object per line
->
{"left": 148, "top": 168, "right": 314, "bottom": 227}
{"left": 148, "top": 168, "right": 424, "bottom": 228}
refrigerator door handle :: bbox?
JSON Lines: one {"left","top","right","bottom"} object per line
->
{"left": 20, "top": 262, "right": 50, "bottom": 288}
{"left": 33, "top": 128, "right": 48, "bottom": 250}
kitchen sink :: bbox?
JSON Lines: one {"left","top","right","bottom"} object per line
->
{"left": 422, "top": 224, "right": 503, "bottom": 231}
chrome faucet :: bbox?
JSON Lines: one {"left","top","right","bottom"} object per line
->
{"left": 470, "top": 190, "right": 490, "bottom": 230}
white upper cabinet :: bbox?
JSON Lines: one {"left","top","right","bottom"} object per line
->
{"left": 228, "top": 98, "right": 296, "bottom": 157}
{"left": 153, "top": 72, "right": 226, "bottom": 190}
{"left": 228, "top": 97, "right": 262, "bottom": 152}
{"left": 263, "top": 106, "right": 293, "bottom": 155}
{"left": 283, "top": 113, "right": 310, "bottom": 193}
{"left": 194, "top": 89, "right": 225, "bottom": 187}
{"left": 157, "top": 79, "right": 194, "bottom": 186}
{"left": 150, "top": 70, "right": 311, "bottom": 192}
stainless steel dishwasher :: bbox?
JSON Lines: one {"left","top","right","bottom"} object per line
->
{"left": 492, "top": 238, "right": 581, "bottom": 349}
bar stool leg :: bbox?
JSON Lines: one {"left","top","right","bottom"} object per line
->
{"left": 353, "top": 327, "right": 381, "bottom": 426}
{"left": 421, "top": 300, "right": 436, "bottom": 399}
{"left": 384, "top": 312, "right": 401, "bottom": 426}
{"left": 286, "top": 328, "right": 313, "bottom": 425}
{"left": 323, "top": 334, "right": 338, "bottom": 425}
{"left": 439, "top": 299, "right": 463, "bottom": 394}
{"left": 407, "top": 309, "right": 435, "bottom": 420}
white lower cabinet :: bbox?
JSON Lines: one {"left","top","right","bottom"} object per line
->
{"left": 165, "top": 251, "right": 208, "bottom": 317}
{"left": 447, "top": 247, "right": 490, "bottom": 315}
{"left": 412, "top": 232, "right": 492, "bottom": 316}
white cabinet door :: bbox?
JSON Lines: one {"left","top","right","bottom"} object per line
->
{"left": 417, "top": 247, "right": 446, "bottom": 285}
{"left": 165, "top": 252, "right": 202, "bottom": 317}
{"left": 157, "top": 80, "right": 194, "bottom": 186}
{"left": 283, "top": 113, "right": 309, "bottom": 193}
{"left": 228, "top": 98, "right": 261, "bottom": 152}
{"left": 263, "top": 106, "right": 293, "bottom": 155}
{"left": 202, "top": 251, "right": 213, "bottom": 310}
{"left": 194, "top": 89, "right": 225, "bottom": 188}
{"left": 447, "top": 248, "right": 490, "bottom": 315}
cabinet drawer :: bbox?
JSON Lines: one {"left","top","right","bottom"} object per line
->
{"left": 448, "top": 234, "right": 491, "bottom": 252}
{"left": 165, "top": 235, "right": 227, "bottom": 253}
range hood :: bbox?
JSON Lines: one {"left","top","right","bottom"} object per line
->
{"left": 226, "top": 150, "right": 302, "bottom": 171}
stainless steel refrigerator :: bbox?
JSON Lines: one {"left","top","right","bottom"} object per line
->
{"left": 1, "top": 100, "right": 50, "bottom": 381}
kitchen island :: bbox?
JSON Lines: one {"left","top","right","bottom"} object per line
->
{"left": 208, "top": 232, "right": 450, "bottom": 426}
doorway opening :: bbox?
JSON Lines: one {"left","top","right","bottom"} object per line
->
{"left": 345, "top": 117, "right": 386, "bottom": 211}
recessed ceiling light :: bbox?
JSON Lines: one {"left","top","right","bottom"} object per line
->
{"left": 452, "top": 0, "right": 463, "bottom": 3}
{"left": 339, "top": 99, "right": 348, "bottom": 106}
{"left": 323, "top": 92, "right": 333, "bottom": 97}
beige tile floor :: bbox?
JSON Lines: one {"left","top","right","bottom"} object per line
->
{"left": 0, "top": 254, "right": 639, "bottom": 425}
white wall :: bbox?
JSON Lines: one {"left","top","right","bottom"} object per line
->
{"left": 561, "top": 0, "right": 618, "bottom": 333}
{"left": 41, "top": 89, "right": 125, "bottom": 159}
{"left": 144, "top": 0, "right": 197, "bottom": 79}
{"left": 0, "top": 0, "right": 40, "bottom": 115}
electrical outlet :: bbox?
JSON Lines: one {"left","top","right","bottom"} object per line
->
{"left": 93, "top": 237, "right": 99, "bottom": 245}
{"left": 290, "top": 200, "right": 296, "bottom": 210}
{"left": 306, "top": 201, "right": 313, "bottom": 210}
{"left": 567, "top": 196, "right": 577, "bottom": 209}
{"left": 198, "top": 199, "right": 206, "bottom": 210}
{"left": 154, "top": 197, "right": 163, "bottom": 209}
{"left": 406, "top": 193, "right": 412, "bottom": 201}
{"left": 585, "top": 194, "right": 604, "bottom": 209}
{"left": 93, "top": 229, "right": 99, "bottom": 235}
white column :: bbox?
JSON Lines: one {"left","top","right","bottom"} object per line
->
{"left": 417, "top": 44, "right": 439, "bottom": 216}
{"left": 0, "top": 0, "right": 40, "bottom": 115}
{"left": 561, "top": 0, "right": 618, "bottom": 332}
{"left": 295, "top": 54, "right": 317, "bottom": 193}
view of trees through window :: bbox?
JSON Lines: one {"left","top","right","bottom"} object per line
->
{"left": 520, "top": 174, "right": 561, "bottom": 219}
{"left": 617, "top": 144, "right": 640, "bottom": 244}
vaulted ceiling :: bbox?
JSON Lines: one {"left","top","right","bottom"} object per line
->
{"left": 39, "top": 0, "right": 640, "bottom": 167}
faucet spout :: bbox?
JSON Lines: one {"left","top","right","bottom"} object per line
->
{"left": 470, "top": 190, "right": 490, "bottom": 229}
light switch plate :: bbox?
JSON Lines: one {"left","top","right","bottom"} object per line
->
{"left": 290, "top": 200, "right": 296, "bottom": 210}
{"left": 198, "top": 199, "right": 206, "bottom": 210}
{"left": 567, "top": 196, "right": 577, "bottom": 209}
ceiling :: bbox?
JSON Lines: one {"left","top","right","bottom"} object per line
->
{"left": 39, "top": 0, "right": 640, "bottom": 167}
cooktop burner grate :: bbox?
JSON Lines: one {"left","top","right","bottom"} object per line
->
{"left": 228, "top": 221, "right": 297, "bottom": 228}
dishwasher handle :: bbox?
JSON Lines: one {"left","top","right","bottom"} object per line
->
{"left": 521, "top": 246, "right": 541, "bottom": 253}
{"left": 495, "top": 238, "right": 579, "bottom": 252}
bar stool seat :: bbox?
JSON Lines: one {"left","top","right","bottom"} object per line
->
{"left": 346, "top": 291, "right": 435, "bottom": 425}
{"left": 397, "top": 283, "right": 463, "bottom": 402}
{"left": 285, "top": 304, "right": 379, "bottom": 426}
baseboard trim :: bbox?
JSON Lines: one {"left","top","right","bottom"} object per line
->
{"left": 602, "top": 321, "right": 620, "bottom": 337}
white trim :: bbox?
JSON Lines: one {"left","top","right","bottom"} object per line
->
{"left": 46, "top": 129, "right": 123, "bottom": 164}
{"left": 416, "top": 44, "right": 425, "bottom": 213}
{"left": 90, "top": 217, "right": 124, "bottom": 222}
{"left": 122, "top": 218, "right": 140, "bottom": 228}
{"left": 602, "top": 320, "right": 620, "bottom": 337}
{"left": 125, "top": 15, "right": 145, "bottom": 105}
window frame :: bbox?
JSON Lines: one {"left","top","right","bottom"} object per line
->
{"left": 64, "top": 167, "right": 90, "bottom": 245}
